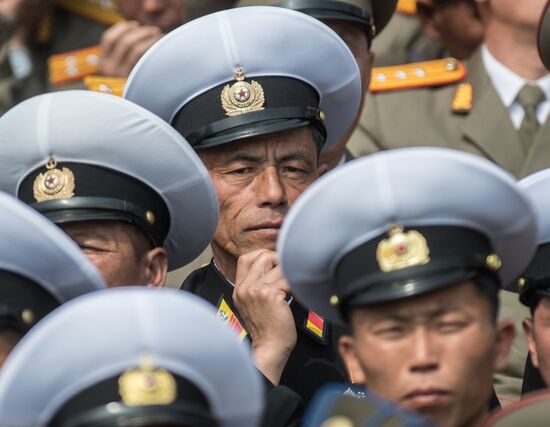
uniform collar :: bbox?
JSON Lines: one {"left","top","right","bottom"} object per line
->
{"left": 481, "top": 44, "right": 550, "bottom": 108}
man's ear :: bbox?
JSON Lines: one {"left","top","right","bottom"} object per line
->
{"left": 416, "top": 1, "right": 442, "bottom": 42}
{"left": 317, "top": 162, "right": 329, "bottom": 177}
{"left": 144, "top": 247, "right": 168, "bottom": 287}
{"left": 494, "top": 320, "right": 515, "bottom": 373}
{"left": 524, "top": 317, "right": 540, "bottom": 368}
{"left": 338, "top": 335, "right": 367, "bottom": 385}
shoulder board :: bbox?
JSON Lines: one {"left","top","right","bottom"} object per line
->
{"left": 84, "top": 75, "right": 126, "bottom": 96}
{"left": 49, "top": 45, "right": 101, "bottom": 87}
{"left": 369, "top": 58, "right": 467, "bottom": 93}
{"left": 397, "top": 0, "right": 417, "bottom": 15}
{"left": 55, "top": 0, "right": 124, "bottom": 26}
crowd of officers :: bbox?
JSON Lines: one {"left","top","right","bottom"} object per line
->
{"left": 2, "top": 0, "right": 550, "bottom": 426}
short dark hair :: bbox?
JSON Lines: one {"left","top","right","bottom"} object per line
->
{"left": 121, "top": 223, "right": 155, "bottom": 262}
{"left": 472, "top": 274, "right": 500, "bottom": 322}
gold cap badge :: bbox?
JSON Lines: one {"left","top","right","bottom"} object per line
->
{"left": 376, "top": 225, "right": 431, "bottom": 272}
{"left": 33, "top": 157, "right": 75, "bottom": 202}
{"left": 221, "top": 67, "right": 265, "bottom": 117}
{"left": 118, "top": 355, "right": 177, "bottom": 407}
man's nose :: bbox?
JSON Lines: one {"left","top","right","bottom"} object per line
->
{"left": 409, "top": 329, "right": 440, "bottom": 374}
{"left": 255, "top": 167, "right": 287, "bottom": 207}
{"left": 143, "top": 0, "right": 164, "bottom": 13}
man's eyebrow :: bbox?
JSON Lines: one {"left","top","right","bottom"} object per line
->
{"left": 225, "top": 153, "right": 262, "bottom": 163}
{"left": 65, "top": 228, "right": 110, "bottom": 241}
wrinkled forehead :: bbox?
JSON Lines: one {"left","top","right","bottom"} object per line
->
{"left": 197, "top": 127, "right": 318, "bottom": 162}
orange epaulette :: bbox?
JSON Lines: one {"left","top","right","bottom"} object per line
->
{"left": 369, "top": 58, "right": 467, "bottom": 93}
{"left": 397, "top": 0, "right": 417, "bottom": 15}
{"left": 55, "top": 0, "right": 124, "bottom": 26}
{"left": 84, "top": 75, "right": 126, "bottom": 96}
{"left": 48, "top": 46, "right": 101, "bottom": 87}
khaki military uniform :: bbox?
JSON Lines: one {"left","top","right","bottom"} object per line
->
{"left": 0, "top": 0, "right": 236, "bottom": 116}
{"left": 0, "top": 6, "right": 110, "bottom": 116}
{"left": 349, "top": 48, "right": 550, "bottom": 179}
{"left": 372, "top": 11, "right": 443, "bottom": 66}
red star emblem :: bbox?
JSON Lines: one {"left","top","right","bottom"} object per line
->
{"left": 45, "top": 174, "right": 58, "bottom": 188}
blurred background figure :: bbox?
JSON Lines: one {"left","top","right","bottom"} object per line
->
{"left": 0, "top": 0, "right": 238, "bottom": 115}
{"left": 372, "top": 0, "right": 483, "bottom": 66}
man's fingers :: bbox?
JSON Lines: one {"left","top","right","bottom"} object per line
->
{"left": 238, "top": 251, "right": 278, "bottom": 286}
{"left": 100, "top": 21, "right": 140, "bottom": 58}
{"left": 108, "top": 25, "right": 161, "bottom": 70}
{"left": 124, "top": 33, "right": 162, "bottom": 72}
{"left": 235, "top": 249, "right": 275, "bottom": 285}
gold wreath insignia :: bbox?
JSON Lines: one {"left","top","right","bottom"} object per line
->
{"left": 221, "top": 66, "right": 265, "bottom": 117}
{"left": 33, "top": 157, "right": 75, "bottom": 202}
{"left": 376, "top": 226, "right": 430, "bottom": 272}
{"left": 118, "top": 355, "right": 177, "bottom": 407}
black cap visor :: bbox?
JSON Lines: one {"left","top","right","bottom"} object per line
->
{"left": 19, "top": 163, "right": 170, "bottom": 248}
{"left": 172, "top": 76, "right": 326, "bottom": 150}
{"left": 335, "top": 226, "right": 501, "bottom": 316}
{"left": 50, "top": 374, "right": 218, "bottom": 427}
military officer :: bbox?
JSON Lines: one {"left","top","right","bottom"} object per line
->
{"left": 0, "top": 0, "right": 238, "bottom": 115}
{"left": 0, "top": 90, "right": 218, "bottom": 288}
{"left": 516, "top": 169, "right": 550, "bottom": 394}
{"left": 0, "top": 288, "right": 264, "bottom": 427}
{"left": 349, "top": 0, "right": 550, "bottom": 179}
{"left": 349, "top": 2, "right": 548, "bottom": 401}
{"left": 0, "top": 191, "right": 105, "bottom": 366}
{"left": 124, "top": 6, "right": 362, "bottom": 402}
{"left": 236, "top": 0, "right": 397, "bottom": 170}
{"left": 278, "top": 147, "right": 537, "bottom": 427}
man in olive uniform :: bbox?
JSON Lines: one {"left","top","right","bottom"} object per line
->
{"left": 123, "top": 6, "right": 390, "bottom": 403}
{"left": 0, "top": 0, "right": 238, "bottom": 116}
{"left": 349, "top": 0, "right": 550, "bottom": 180}
{"left": 278, "top": 148, "right": 535, "bottom": 427}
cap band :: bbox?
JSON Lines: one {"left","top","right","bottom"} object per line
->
{"left": 0, "top": 271, "right": 60, "bottom": 333}
{"left": 19, "top": 163, "right": 170, "bottom": 247}
{"left": 519, "top": 244, "right": 550, "bottom": 307}
{"left": 277, "top": 0, "right": 374, "bottom": 40}
{"left": 50, "top": 373, "right": 217, "bottom": 427}
{"left": 172, "top": 76, "right": 325, "bottom": 149}
{"left": 335, "top": 226, "right": 500, "bottom": 308}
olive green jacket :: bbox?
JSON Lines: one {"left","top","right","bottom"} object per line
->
{"left": 349, "top": 48, "right": 550, "bottom": 178}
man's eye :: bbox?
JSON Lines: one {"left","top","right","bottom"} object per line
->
{"left": 283, "top": 166, "right": 307, "bottom": 175}
{"left": 374, "top": 325, "right": 406, "bottom": 337}
{"left": 231, "top": 167, "right": 255, "bottom": 175}
{"left": 437, "top": 321, "right": 467, "bottom": 333}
